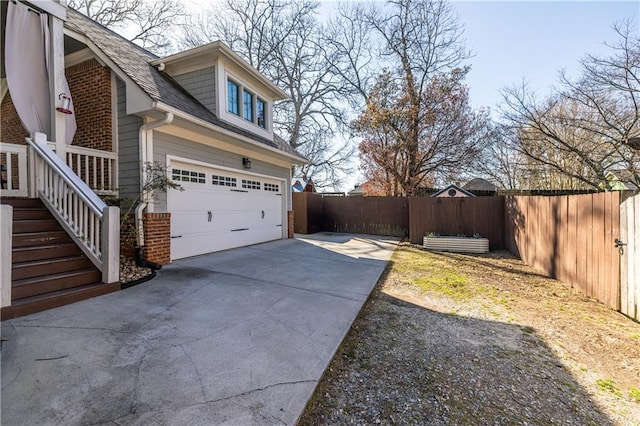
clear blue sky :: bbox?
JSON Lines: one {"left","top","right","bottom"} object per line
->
{"left": 450, "top": 1, "right": 639, "bottom": 111}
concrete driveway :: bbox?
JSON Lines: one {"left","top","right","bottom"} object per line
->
{"left": 1, "top": 233, "right": 397, "bottom": 425}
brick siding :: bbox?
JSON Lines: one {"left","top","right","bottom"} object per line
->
{"left": 66, "top": 59, "right": 112, "bottom": 151}
{"left": 143, "top": 212, "right": 171, "bottom": 265}
{"left": 1, "top": 92, "right": 29, "bottom": 144}
{"left": 1, "top": 59, "right": 112, "bottom": 150}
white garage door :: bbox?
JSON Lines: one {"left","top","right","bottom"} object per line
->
{"left": 168, "top": 161, "right": 284, "bottom": 260}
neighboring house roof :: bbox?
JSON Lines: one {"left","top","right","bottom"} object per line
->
{"left": 431, "top": 184, "right": 476, "bottom": 198}
{"left": 64, "top": 9, "right": 305, "bottom": 162}
{"left": 291, "top": 176, "right": 314, "bottom": 192}
{"left": 348, "top": 184, "right": 364, "bottom": 196}
{"left": 463, "top": 178, "right": 497, "bottom": 192}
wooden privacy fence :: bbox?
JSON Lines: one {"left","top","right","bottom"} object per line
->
{"left": 504, "top": 193, "right": 621, "bottom": 311}
{"left": 323, "top": 196, "right": 409, "bottom": 237}
{"left": 293, "top": 191, "right": 640, "bottom": 318}
{"left": 294, "top": 193, "right": 504, "bottom": 246}
{"left": 292, "top": 192, "right": 323, "bottom": 234}
{"left": 409, "top": 197, "right": 505, "bottom": 250}
{"left": 620, "top": 193, "right": 640, "bottom": 320}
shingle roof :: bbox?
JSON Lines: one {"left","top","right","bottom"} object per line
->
{"left": 64, "top": 9, "right": 301, "bottom": 158}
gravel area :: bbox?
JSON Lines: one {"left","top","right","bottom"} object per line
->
{"left": 300, "top": 244, "right": 640, "bottom": 425}
{"left": 119, "top": 255, "right": 153, "bottom": 284}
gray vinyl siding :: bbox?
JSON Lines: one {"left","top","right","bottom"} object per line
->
{"left": 173, "top": 67, "right": 216, "bottom": 115}
{"left": 152, "top": 132, "right": 291, "bottom": 212}
{"left": 116, "top": 78, "right": 144, "bottom": 204}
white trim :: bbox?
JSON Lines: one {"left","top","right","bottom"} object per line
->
{"left": 24, "top": 0, "right": 67, "bottom": 20}
{"left": 151, "top": 41, "right": 287, "bottom": 99}
{"left": 0, "top": 205, "right": 12, "bottom": 308}
{"left": 65, "top": 47, "right": 103, "bottom": 68}
{"left": 154, "top": 101, "right": 307, "bottom": 164}
{"left": 111, "top": 71, "right": 118, "bottom": 158}
{"left": 63, "top": 27, "right": 154, "bottom": 114}
{"left": 166, "top": 155, "right": 286, "bottom": 183}
{"left": 222, "top": 69, "right": 272, "bottom": 138}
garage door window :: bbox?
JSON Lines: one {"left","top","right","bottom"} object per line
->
{"left": 212, "top": 175, "right": 237, "bottom": 187}
{"left": 172, "top": 168, "right": 206, "bottom": 183}
{"left": 264, "top": 183, "right": 279, "bottom": 192}
{"left": 242, "top": 179, "right": 261, "bottom": 190}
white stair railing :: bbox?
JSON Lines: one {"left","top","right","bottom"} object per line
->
{"left": 46, "top": 142, "right": 118, "bottom": 196}
{"left": 28, "top": 133, "right": 119, "bottom": 283}
{"left": 0, "top": 143, "right": 28, "bottom": 197}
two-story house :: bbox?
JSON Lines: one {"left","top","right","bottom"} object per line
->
{"left": 1, "top": 2, "right": 305, "bottom": 318}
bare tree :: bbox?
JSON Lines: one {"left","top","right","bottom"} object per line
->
{"left": 68, "top": 0, "right": 185, "bottom": 54}
{"left": 182, "top": 0, "right": 355, "bottom": 190}
{"left": 341, "top": 0, "right": 491, "bottom": 195}
{"left": 501, "top": 21, "right": 640, "bottom": 190}
{"left": 475, "top": 126, "right": 526, "bottom": 190}
{"left": 355, "top": 69, "right": 492, "bottom": 196}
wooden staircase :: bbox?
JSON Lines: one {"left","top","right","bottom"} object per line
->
{"left": 1, "top": 198, "right": 120, "bottom": 320}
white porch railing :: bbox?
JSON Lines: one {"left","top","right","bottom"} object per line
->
{"left": 30, "top": 134, "right": 119, "bottom": 283}
{"left": 47, "top": 142, "right": 118, "bottom": 196}
{"left": 0, "top": 143, "right": 28, "bottom": 197}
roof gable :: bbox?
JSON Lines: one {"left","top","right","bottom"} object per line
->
{"left": 63, "top": 9, "right": 302, "bottom": 159}
{"left": 431, "top": 184, "right": 476, "bottom": 198}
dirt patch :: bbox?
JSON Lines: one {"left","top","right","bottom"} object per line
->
{"left": 299, "top": 244, "right": 640, "bottom": 425}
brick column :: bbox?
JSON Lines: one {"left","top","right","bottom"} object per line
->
{"left": 287, "top": 210, "right": 294, "bottom": 238}
{"left": 143, "top": 212, "right": 171, "bottom": 265}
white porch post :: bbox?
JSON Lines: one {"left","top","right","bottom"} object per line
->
{"left": 50, "top": 9, "right": 67, "bottom": 160}
{"left": 1, "top": 205, "right": 13, "bottom": 308}
{"left": 101, "top": 206, "right": 120, "bottom": 284}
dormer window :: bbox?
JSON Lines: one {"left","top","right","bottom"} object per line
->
{"left": 227, "top": 77, "right": 269, "bottom": 130}
{"left": 243, "top": 90, "right": 254, "bottom": 121}
{"left": 227, "top": 80, "right": 240, "bottom": 115}
{"left": 257, "top": 98, "right": 266, "bottom": 128}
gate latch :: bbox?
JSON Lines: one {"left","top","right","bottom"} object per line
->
{"left": 615, "top": 238, "right": 626, "bottom": 255}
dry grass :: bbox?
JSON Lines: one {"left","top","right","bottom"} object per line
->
{"left": 300, "top": 244, "right": 640, "bottom": 425}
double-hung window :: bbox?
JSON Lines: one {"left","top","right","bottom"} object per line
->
{"left": 256, "top": 98, "right": 266, "bottom": 128}
{"left": 227, "top": 80, "right": 239, "bottom": 115}
{"left": 243, "top": 90, "right": 254, "bottom": 121}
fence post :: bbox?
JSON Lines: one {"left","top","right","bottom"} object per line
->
{"left": 1, "top": 205, "right": 13, "bottom": 307}
{"left": 101, "top": 206, "right": 120, "bottom": 284}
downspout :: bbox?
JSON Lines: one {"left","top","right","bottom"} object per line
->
{"left": 136, "top": 112, "right": 173, "bottom": 252}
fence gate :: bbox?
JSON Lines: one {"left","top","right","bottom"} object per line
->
{"left": 620, "top": 193, "right": 640, "bottom": 321}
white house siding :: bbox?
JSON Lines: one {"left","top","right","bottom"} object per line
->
{"left": 152, "top": 132, "right": 291, "bottom": 212}
{"left": 173, "top": 67, "right": 217, "bottom": 116}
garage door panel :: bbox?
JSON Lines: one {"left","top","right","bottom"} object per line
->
{"left": 169, "top": 161, "right": 284, "bottom": 260}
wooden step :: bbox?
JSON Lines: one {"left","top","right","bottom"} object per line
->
{"left": 12, "top": 208, "right": 51, "bottom": 221}
{"left": 13, "top": 219, "right": 62, "bottom": 234}
{"left": 1, "top": 281, "right": 121, "bottom": 321}
{"left": 12, "top": 255, "right": 95, "bottom": 281}
{"left": 13, "top": 231, "right": 71, "bottom": 248}
{"left": 12, "top": 268, "right": 102, "bottom": 300}
{"left": 13, "top": 243, "right": 82, "bottom": 263}
{"left": 0, "top": 198, "right": 44, "bottom": 208}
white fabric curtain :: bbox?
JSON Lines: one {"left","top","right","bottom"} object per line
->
{"left": 5, "top": 0, "right": 76, "bottom": 144}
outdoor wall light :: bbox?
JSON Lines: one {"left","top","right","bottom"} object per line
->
{"left": 242, "top": 157, "right": 252, "bottom": 169}
{"left": 56, "top": 93, "right": 73, "bottom": 115}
